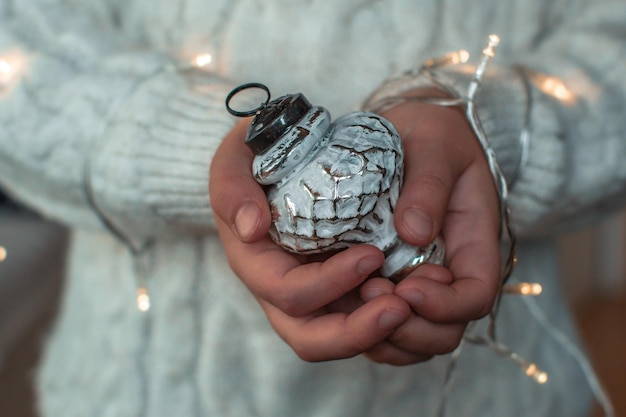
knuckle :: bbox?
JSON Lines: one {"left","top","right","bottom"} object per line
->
{"left": 412, "top": 172, "right": 452, "bottom": 200}
{"left": 327, "top": 275, "right": 357, "bottom": 298}
{"left": 348, "top": 333, "right": 369, "bottom": 355}
{"left": 270, "top": 289, "right": 307, "bottom": 317}
{"left": 399, "top": 172, "right": 452, "bottom": 222}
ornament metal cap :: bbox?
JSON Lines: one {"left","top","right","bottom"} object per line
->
{"left": 226, "top": 83, "right": 313, "bottom": 155}
{"left": 249, "top": 93, "right": 312, "bottom": 155}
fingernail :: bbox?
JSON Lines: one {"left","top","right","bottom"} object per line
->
{"left": 399, "top": 289, "right": 425, "bottom": 307}
{"left": 357, "top": 256, "right": 381, "bottom": 276}
{"left": 234, "top": 202, "right": 261, "bottom": 240}
{"left": 402, "top": 208, "right": 433, "bottom": 241}
{"left": 378, "top": 309, "right": 406, "bottom": 331}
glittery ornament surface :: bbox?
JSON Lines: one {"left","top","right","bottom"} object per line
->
{"left": 230, "top": 86, "right": 444, "bottom": 280}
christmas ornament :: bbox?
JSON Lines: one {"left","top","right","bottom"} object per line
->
{"left": 226, "top": 83, "right": 444, "bottom": 281}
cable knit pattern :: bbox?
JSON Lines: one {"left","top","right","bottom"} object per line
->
{"left": 91, "top": 68, "right": 240, "bottom": 243}
{"left": 0, "top": 0, "right": 625, "bottom": 416}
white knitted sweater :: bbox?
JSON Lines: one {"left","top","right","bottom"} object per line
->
{"left": 1, "top": 0, "right": 625, "bottom": 416}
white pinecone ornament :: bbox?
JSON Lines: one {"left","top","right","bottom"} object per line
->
{"left": 227, "top": 84, "right": 444, "bottom": 281}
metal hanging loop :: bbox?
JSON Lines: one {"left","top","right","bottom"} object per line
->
{"left": 225, "top": 82, "right": 271, "bottom": 117}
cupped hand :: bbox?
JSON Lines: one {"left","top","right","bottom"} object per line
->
{"left": 356, "top": 89, "right": 502, "bottom": 365}
{"left": 210, "top": 87, "right": 502, "bottom": 366}
{"left": 210, "top": 118, "right": 413, "bottom": 362}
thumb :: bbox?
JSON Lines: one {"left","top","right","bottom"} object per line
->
{"left": 209, "top": 117, "right": 271, "bottom": 242}
{"left": 396, "top": 142, "right": 455, "bottom": 246}
{"left": 382, "top": 101, "right": 473, "bottom": 247}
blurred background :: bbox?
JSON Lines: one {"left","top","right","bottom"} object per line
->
{"left": 0, "top": 191, "right": 67, "bottom": 417}
{"left": 0, "top": 190, "right": 624, "bottom": 417}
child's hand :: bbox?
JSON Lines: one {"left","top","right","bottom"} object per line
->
{"left": 209, "top": 87, "right": 502, "bottom": 365}
{"left": 356, "top": 89, "right": 502, "bottom": 365}
{"left": 210, "top": 119, "right": 413, "bottom": 362}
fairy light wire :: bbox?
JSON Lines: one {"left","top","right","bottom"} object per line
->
{"left": 362, "top": 34, "right": 535, "bottom": 417}
{"left": 0, "top": 35, "right": 614, "bottom": 416}
{"left": 84, "top": 65, "right": 165, "bottom": 311}
{"left": 521, "top": 294, "right": 616, "bottom": 417}
{"left": 366, "top": 35, "right": 614, "bottom": 417}
{"left": 84, "top": 54, "right": 213, "bottom": 312}
{"left": 0, "top": 48, "right": 207, "bottom": 312}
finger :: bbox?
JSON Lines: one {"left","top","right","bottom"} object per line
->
{"left": 382, "top": 103, "right": 479, "bottom": 247}
{"left": 364, "top": 341, "right": 432, "bottom": 366}
{"left": 218, "top": 221, "right": 385, "bottom": 316}
{"left": 398, "top": 156, "right": 501, "bottom": 322}
{"left": 395, "top": 255, "right": 499, "bottom": 323}
{"left": 395, "top": 139, "right": 456, "bottom": 246}
{"left": 360, "top": 277, "right": 395, "bottom": 302}
{"left": 262, "top": 294, "right": 411, "bottom": 362}
{"left": 209, "top": 117, "right": 271, "bottom": 242}
{"left": 390, "top": 206, "right": 500, "bottom": 325}
{"left": 385, "top": 312, "right": 466, "bottom": 355}
{"left": 409, "top": 263, "right": 454, "bottom": 284}
{"left": 360, "top": 266, "right": 451, "bottom": 304}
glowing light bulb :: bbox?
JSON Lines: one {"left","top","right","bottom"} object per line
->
{"left": 458, "top": 49, "right": 470, "bottom": 64}
{"left": 507, "top": 349, "right": 550, "bottom": 385}
{"left": 192, "top": 53, "right": 213, "bottom": 68}
{"left": 527, "top": 283, "right": 543, "bottom": 295}
{"left": 0, "top": 246, "right": 6, "bottom": 262}
{"left": 447, "top": 49, "right": 470, "bottom": 65}
{"left": 525, "top": 363, "right": 549, "bottom": 384}
{"left": 423, "top": 49, "right": 471, "bottom": 69}
{"left": 136, "top": 287, "right": 151, "bottom": 312}
{"left": 0, "top": 51, "right": 28, "bottom": 93}
{"left": 503, "top": 282, "right": 543, "bottom": 296}
{"left": 535, "top": 371, "right": 549, "bottom": 384}
{"left": 540, "top": 77, "right": 575, "bottom": 103}
{"left": 482, "top": 34, "right": 500, "bottom": 58}
{"left": 0, "top": 59, "right": 14, "bottom": 84}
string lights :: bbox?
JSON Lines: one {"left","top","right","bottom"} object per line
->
{"left": 136, "top": 287, "right": 151, "bottom": 312}
{"left": 382, "top": 35, "right": 616, "bottom": 417}
{"left": 464, "top": 33, "right": 550, "bottom": 389}
{"left": 423, "top": 49, "right": 470, "bottom": 68}
{"left": 464, "top": 279, "right": 549, "bottom": 386}
{"left": 192, "top": 53, "right": 213, "bottom": 68}
{"left": 0, "top": 59, "right": 14, "bottom": 84}
{"left": 0, "top": 36, "right": 615, "bottom": 417}
{"left": 130, "top": 52, "right": 211, "bottom": 312}
{"left": 82, "top": 50, "right": 216, "bottom": 314}
{"left": 503, "top": 282, "right": 543, "bottom": 296}
{"left": 535, "top": 73, "right": 576, "bottom": 104}
{"left": 0, "top": 50, "right": 27, "bottom": 94}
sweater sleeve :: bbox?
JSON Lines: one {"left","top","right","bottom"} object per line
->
{"left": 0, "top": 2, "right": 241, "bottom": 246}
{"left": 364, "top": 1, "right": 626, "bottom": 239}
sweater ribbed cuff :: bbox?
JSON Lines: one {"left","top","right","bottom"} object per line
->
{"left": 90, "top": 66, "right": 249, "bottom": 243}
